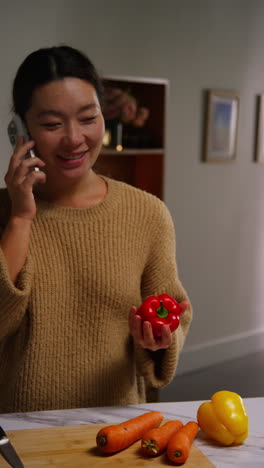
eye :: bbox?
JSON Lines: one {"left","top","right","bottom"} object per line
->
{"left": 81, "top": 116, "right": 97, "bottom": 124}
{"left": 41, "top": 122, "right": 61, "bottom": 130}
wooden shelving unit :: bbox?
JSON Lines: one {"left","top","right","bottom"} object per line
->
{"left": 95, "top": 75, "right": 168, "bottom": 200}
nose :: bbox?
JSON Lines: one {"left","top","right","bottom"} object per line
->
{"left": 62, "top": 123, "right": 85, "bottom": 147}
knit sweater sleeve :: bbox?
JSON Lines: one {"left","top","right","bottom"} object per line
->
{"left": 134, "top": 199, "right": 192, "bottom": 389}
{"left": 0, "top": 190, "right": 33, "bottom": 341}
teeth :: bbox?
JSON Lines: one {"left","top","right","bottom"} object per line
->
{"left": 59, "top": 152, "right": 85, "bottom": 160}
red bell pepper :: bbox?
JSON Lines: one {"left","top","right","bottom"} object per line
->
{"left": 137, "top": 294, "right": 184, "bottom": 338}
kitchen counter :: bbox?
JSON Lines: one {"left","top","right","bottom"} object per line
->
{"left": 0, "top": 398, "right": 263, "bottom": 468}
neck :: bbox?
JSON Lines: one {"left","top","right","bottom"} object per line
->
{"left": 35, "top": 171, "right": 107, "bottom": 208}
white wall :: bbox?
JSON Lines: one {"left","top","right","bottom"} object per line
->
{"left": 1, "top": 0, "right": 264, "bottom": 374}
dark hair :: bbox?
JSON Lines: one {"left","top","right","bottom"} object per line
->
{"left": 13, "top": 45, "right": 104, "bottom": 120}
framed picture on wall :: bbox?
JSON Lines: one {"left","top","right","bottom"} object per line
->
{"left": 255, "top": 94, "right": 264, "bottom": 163}
{"left": 203, "top": 89, "right": 239, "bottom": 162}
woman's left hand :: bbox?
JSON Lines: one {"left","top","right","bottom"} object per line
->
{"left": 129, "top": 301, "right": 189, "bottom": 351}
{"left": 128, "top": 306, "right": 172, "bottom": 351}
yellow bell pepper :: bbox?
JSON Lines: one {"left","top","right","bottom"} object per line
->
{"left": 197, "top": 390, "right": 248, "bottom": 446}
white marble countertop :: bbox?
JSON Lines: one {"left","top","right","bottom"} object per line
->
{"left": 0, "top": 398, "right": 263, "bottom": 468}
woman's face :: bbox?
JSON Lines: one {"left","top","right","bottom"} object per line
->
{"left": 25, "top": 77, "right": 105, "bottom": 183}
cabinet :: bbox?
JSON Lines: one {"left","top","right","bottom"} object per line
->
{"left": 94, "top": 75, "right": 168, "bottom": 200}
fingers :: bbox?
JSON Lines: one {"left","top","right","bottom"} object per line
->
{"left": 129, "top": 306, "right": 172, "bottom": 351}
{"left": 5, "top": 138, "right": 45, "bottom": 188}
{"left": 142, "top": 320, "right": 155, "bottom": 348}
{"left": 13, "top": 158, "right": 45, "bottom": 183}
{"left": 4, "top": 137, "right": 46, "bottom": 220}
{"left": 5, "top": 160, "right": 46, "bottom": 193}
{"left": 7, "top": 137, "right": 36, "bottom": 172}
{"left": 128, "top": 307, "right": 153, "bottom": 347}
{"left": 141, "top": 322, "right": 172, "bottom": 351}
{"left": 21, "top": 169, "right": 46, "bottom": 189}
{"left": 180, "top": 300, "right": 190, "bottom": 314}
{"left": 160, "top": 324, "right": 172, "bottom": 348}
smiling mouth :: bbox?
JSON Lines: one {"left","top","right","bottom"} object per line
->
{"left": 57, "top": 151, "right": 87, "bottom": 161}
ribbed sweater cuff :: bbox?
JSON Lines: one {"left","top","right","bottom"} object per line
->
{"left": 134, "top": 325, "right": 185, "bottom": 388}
{"left": 0, "top": 247, "right": 33, "bottom": 340}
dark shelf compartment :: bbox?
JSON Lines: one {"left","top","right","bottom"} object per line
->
{"left": 96, "top": 75, "right": 168, "bottom": 200}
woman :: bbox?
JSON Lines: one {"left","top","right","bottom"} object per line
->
{"left": 0, "top": 45, "right": 192, "bottom": 413}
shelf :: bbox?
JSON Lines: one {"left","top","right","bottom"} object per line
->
{"left": 96, "top": 75, "right": 168, "bottom": 200}
{"left": 101, "top": 148, "right": 164, "bottom": 155}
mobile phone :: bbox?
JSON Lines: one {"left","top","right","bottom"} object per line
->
{"left": 7, "top": 115, "right": 39, "bottom": 172}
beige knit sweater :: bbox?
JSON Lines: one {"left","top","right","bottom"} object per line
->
{"left": 0, "top": 176, "right": 192, "bottom": 413}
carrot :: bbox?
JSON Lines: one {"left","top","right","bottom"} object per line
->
{"left": 141, "top": 420, "right": 183, "bottom": 456}
{"left": 166, "top": 421, "right": 199, "bottom": 464}
{"left": 96, "top": 410, "right": 163, "bottom": 453}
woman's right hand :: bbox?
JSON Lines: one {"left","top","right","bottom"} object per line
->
{"left": 4, "top": 137, "right": 46, "bottom": 220}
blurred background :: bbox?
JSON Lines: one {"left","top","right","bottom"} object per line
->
{"left": 1, "top": 0, "right": 264, "bottom": 402}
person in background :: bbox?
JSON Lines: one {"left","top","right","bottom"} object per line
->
{"left": 0, "top": 45, "right": 192, "bottom": 413}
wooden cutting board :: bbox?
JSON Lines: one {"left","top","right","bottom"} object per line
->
{"left": 1, "top": 424, "right": 216, "bottom": 467}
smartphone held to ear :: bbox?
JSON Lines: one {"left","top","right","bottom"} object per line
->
{"left": 7, "top": 115, "right": 39, "bottom": 172}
